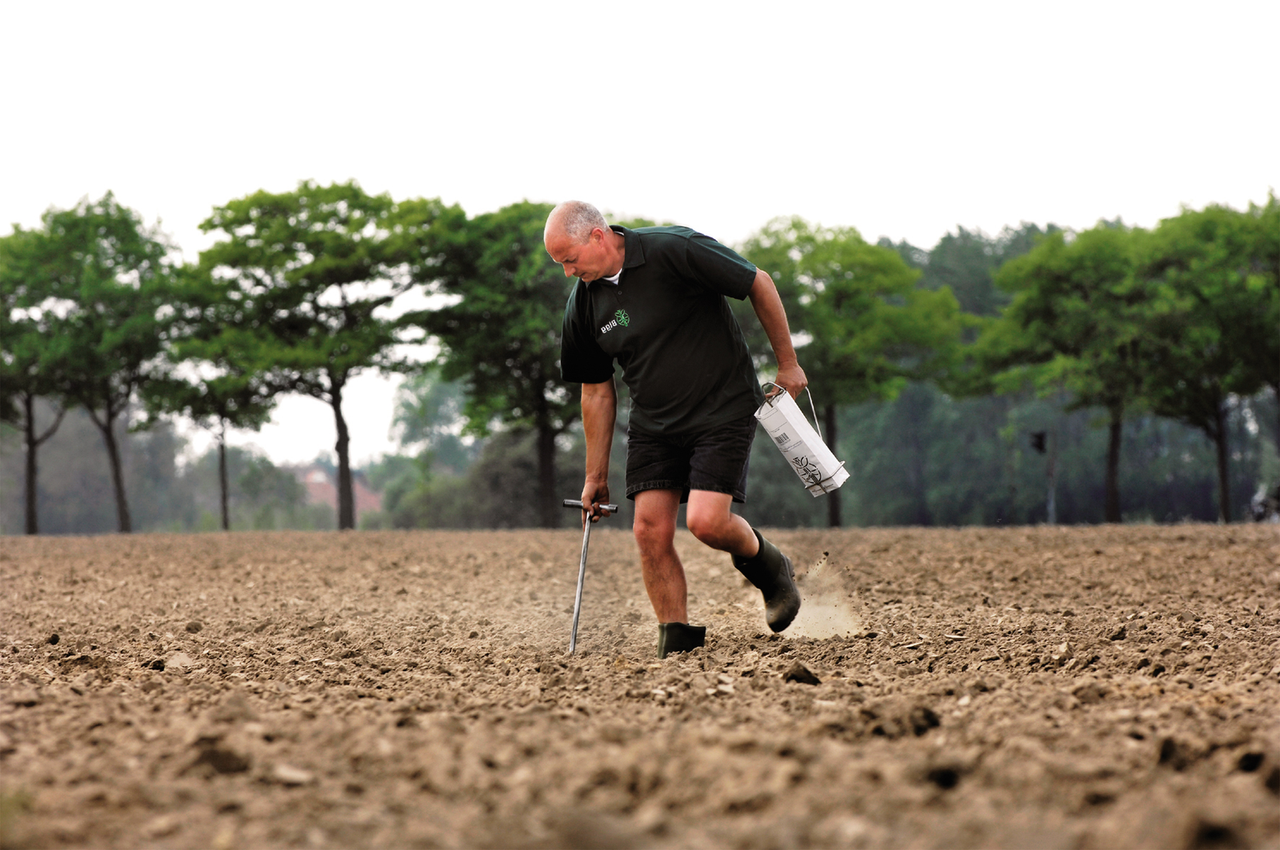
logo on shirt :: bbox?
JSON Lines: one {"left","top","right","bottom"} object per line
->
{"left": 600, "top": 309, "right": 630, "bottom": 335}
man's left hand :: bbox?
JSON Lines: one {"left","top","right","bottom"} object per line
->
{"left": 775, "top": 363, "right": 808, "bottom": 399}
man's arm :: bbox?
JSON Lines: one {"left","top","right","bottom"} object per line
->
{"left": 747, "top": 268, "right": 808, "bottom": 398}
{"left": 580, "top": 377, "right": 618, "bottom": 518}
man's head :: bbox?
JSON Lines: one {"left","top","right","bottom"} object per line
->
{"left": 544, "top": 201, "right": 623, "bottom": 282}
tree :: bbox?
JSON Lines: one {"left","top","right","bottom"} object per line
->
{"left": 198, "top": 181, "right": 439, "bottom": 529}
{"left": 1247, "top": 193, "right": 1280, "bottom": 454}
{"left": 360, "top": 368, "right": 481, "bottom": 529}
{"left": 390, "top": 366, "right": 478, "bottom": 474}
{"left": 8, "top": 194, "right": 176, "bottom": 532}
{"left": 1139, "top": 203, "right": 1275, "bottom": 521}
{"left": 142, "top": 264, "right": 284, "bottom": 530}
{"left": 986, "top": 224, "right": 1149, "bottom": 522}
{"left": 407, "top": 200, "right": 580, "bottom": 528}
{"left": 742, "top": 217, "right": 966, "bottom": 526}
{"left": 143, "top": 371, "right": 276, "bottom": 531}
{"left": 0, "top": 228, "right": 69, "bottom": 534}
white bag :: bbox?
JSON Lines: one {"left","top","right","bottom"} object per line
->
{"left": 754, "top": 384, "right": 849, "bottom": 497}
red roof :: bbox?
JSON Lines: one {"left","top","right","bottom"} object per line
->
{"left": 291, "top": 465, "right": 383, "bottom": 521}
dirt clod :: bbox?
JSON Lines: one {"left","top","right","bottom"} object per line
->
{"left": 783, "top": 662, "right": 821, "bottom": 685}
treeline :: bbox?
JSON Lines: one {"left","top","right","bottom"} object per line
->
{"left": 2, "top": 185, "right": 1277, "bottom": 533}
{"left": 0, "top": 402, "right": 334, "bottom": 534}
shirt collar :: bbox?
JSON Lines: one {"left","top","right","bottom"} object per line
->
{"left": 616, "top": 225, "right": 646, "bottom": 270}
{"left": 587, "top": 226, "right": 642, "bottom": 286}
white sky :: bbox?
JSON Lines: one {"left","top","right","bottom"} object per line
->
{"left": 4, "top": 0, "right": 1277, "bottom": 467}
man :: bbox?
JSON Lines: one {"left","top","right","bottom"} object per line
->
{"left": 545, "top": 200, "right": 808, "bottom": 658}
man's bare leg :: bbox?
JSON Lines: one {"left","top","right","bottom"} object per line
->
{"left": 632, "top": 488, "right": 688, "bottom": 623}
{"left": 686, "top": 489, "right": 800, "bottom": 632}
{"left": 685, "top": 490, "right": 758, "bottom": 557}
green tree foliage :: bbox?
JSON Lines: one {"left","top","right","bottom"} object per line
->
{"left": 741, "top": 217, "right": 965, "bottom": 525}
{"left": 0, "top": 228, "right": 69, "bottom": 534}
{"left": 406, "top": 200, "right": 579, "bottom": 528}
{"left": 390, "top": 367, "right": 477, "bottom": 474}
{"left": 6, "top": 194, "right": 176, "bottom": 532}
{"left": 185, "top": 446, "right": 314, "bottom": 531}
{"left": 905, "top": 224, "right": 1056, "bottom": 318}
{"left": 986, "top": 224, "right": 1150, "bottom": 521}
{"left": 1245, "top": 193, "right": 1280, "bottom": 454}
{"left": 198, "top": 181, "right": 436, "bottom": 529}
{"left": 917, "top": 227, "right": 1008, "bottom": 317}
{"left": 142, "top": 264, "right": 283, "bottom": 530}
{"left": 361, "top": 368, "right": 479, "bottom": 529}
{"left": 828, "top": 385, "right": 1265, "bottom": 527}
{"left": 1139, "top": 202, "right": 1277, "bottom": 521}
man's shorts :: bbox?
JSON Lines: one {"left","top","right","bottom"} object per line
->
{"left": 625, "top": 414, "right": 757, "bottom": 504}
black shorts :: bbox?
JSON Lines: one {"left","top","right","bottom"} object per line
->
{"left": 625, "top": 415, "right": 758, "bottom": 504}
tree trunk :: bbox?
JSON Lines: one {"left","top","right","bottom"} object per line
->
{"left": 538, "top": 422, "right": 559, "bottom": 529}
{"left": 823, "top": 403, "right": 841, "bottom": 528}
{"left": 98, "top": 415, "right": 132, "bottom": 533}
{"left": 21, "top": 395, "right": 67, "bottom": 535}
{"left": 1104, "top": 407, "right": 1123, "bottom": 523}
{"left": 332, "top": 389, "right": 355, "bottom": 530}
{"left": 218, "top": 421, "right": 230, "bottom": 531}
{"left": 1214, "top": 401, "right": 1231, "bottom": 523}
{"left": 1272, "top": 382, "right": 1280, "bottom": 460}
{"left": 1046, "top": 429, "right": 1057, "bottom": 525}
{"left": 23, "top": 394, "right": 38, "bottom": 535}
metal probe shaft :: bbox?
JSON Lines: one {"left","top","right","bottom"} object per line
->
{"left": 562, "top": 500, "right": 619, "bottom": 654}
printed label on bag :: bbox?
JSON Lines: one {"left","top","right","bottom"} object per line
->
{"left": 791, "top": 455, "right": 824, "bottom": 486}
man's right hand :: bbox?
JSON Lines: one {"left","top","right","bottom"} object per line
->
{"left": 580, "top": 482, "right": 612, "bottom": 522}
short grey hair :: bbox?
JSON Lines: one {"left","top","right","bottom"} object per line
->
{"left": 550, "top": 200, "right": 609, "bottom": 244}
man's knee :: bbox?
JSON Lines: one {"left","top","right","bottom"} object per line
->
{"left": 633, "top": 509, "right": 676, "bottom": 552}
{"left": 686, "top": 506, "right": 733, "bottom": 548}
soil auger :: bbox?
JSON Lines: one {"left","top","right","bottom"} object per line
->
{"left": 562, "top": 498, "right": 618, "bottom": 655}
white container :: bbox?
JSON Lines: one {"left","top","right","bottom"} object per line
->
{"left": 754, "top": 385, "right": 849, "bottom": 497}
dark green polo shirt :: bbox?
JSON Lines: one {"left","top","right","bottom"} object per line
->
{"left": 560, "top": 225, "right": 767, "bottom": 435}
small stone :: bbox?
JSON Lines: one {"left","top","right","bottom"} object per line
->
{"left": 185, "top": 621, "right": 203, "bottom": 633}
{"left": 47, "top": 633, "right": 60, "bottom": 645}
{"left": 166, "top": 652, "right": 195, "bottom": 671}
{"left": 272, "top": 763, "right": 315, "bottom": 786}
{"left": 783, "top": 663, "right": 821, "bottom": 686}
{"left": 143, "top": 814, "right": 181, "bottom": 839}
{"left": 1108, "top": 625, "right": 1127, "bottom": 641}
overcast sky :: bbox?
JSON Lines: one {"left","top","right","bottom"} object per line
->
{"left": 4, "top": 1, "right": 1277, "bottom": 466}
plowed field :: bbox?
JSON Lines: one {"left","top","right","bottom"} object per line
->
{"left": 2, "top": 525, "right": 1278, "bottom": 849}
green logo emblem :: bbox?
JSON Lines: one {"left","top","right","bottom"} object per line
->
{"left": 615, "top": 309, "right": 630, "bottom": 327}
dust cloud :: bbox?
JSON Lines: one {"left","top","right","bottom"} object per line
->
{"left": 788, "top": 549, "right": 864, "bottom": 639}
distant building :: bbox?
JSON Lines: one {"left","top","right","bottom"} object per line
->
{"left": 288, "top": 464, "right": 383, "bottom": 523}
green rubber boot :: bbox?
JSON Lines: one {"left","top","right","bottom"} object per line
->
{"left": 732, "top": 529, "right": 801, "bottom": 632}
{"left": 657, "top": 622, "right": 706, "bottom": 658}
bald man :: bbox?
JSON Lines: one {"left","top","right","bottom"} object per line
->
{"left": 546, "top": 201, "right": 808, "bottom": 658}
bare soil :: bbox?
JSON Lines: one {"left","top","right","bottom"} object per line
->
{"left": 1, "top": 525, "right": 1278, "bottom": 849}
